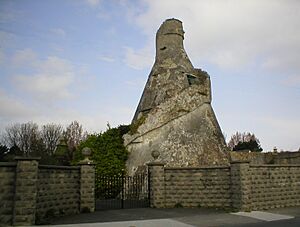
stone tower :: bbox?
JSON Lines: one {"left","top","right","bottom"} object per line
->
{"left": 124, "top": 19, "right": 229, "bottom": 175}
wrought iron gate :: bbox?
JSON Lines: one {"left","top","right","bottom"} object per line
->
{"left": 95, "top": 173, "right": 150, "bottom": 210}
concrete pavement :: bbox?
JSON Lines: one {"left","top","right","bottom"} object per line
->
{"left": 43, "top": 207, "right": 300, "bottom": 227}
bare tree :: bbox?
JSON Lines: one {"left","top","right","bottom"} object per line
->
{"left": 41, "top": 123, "right": 63, "bottom": 155}
{"left": 2, "top": 124, "right": 19, "bottom": 147}
{"left": 2, "top": 122, "right": 40, "bottom": 156}
{"left": 64, "top": 121, "right": 87, "bottom": 162}
{"left": 1, "top": 120, "right": 88, "bottom": 163}
{"left": 228, "top": 131, "right": 261, "bottom": 151}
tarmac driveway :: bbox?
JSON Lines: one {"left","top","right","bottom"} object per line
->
{"left": 44, "top": 207, "right": 300, "bottom": 227}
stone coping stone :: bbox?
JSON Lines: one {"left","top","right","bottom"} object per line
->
{"left": 0, "top": 162, "right": 17, "bottom": 167}
{"left": 165, "top": 165, "right": 229, "bottom": 170}
{"left": 39, "top": 164, "right": 80, "bottom": 170}
{"left": 250, "top": 164, "right": 300, "bottom": 167}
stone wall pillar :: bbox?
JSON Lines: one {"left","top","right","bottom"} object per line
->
{"left": 147, "top": 161, "right": 166, "bottom": 208}
{"left": 13, "top": 157, "right": 40, "bottom": 226}
{"left": 230, "top": 161, "right": 251, "bottom": 211}
{"left": 79, "top": 147, "right": 95, "bottom": 212}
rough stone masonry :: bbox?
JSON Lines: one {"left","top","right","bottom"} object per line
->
{"left": 124, "top": 18, "right": 229, "bottom": 175}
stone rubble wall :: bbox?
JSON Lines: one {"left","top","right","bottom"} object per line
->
{"left": 230, "top": 151, "right": 300, "bottom": 165}
{"left": 250, "top": 165, "right": 300, "bottom": 210}
{"left": 0, "top": 158, "right": 95, "bottom": 226}
{"left": 164, "top": 166, "right": 231, "bottom": 208}
{"left": 36, "top": 165, "right": 80, "bottom": 221}
{"left": 0, "top": 162, "right": 16, "bottom": 225}
{"left": 148, "top": 162, "right": 300, "bottom": 211}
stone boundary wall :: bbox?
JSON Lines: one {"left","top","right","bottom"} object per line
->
{"left": 250, "top": 164, "right": 300, "bottom": 210}
{"left": 230, "top": 151, "right": 300, "bottom": 165}
{"left": 0, "top": 157, "right": 95, "bottom": 226}
{"left": 148, "top": 161, "right": 300, "bottom": 211}
{"left": 0, "top": 162, "right": 16, "bottom": 225}
{"left": 36, "top": 165, "right": 80, "bottom": 222}
{"left": 164, "top": 166, "right": 231, "bottom": 208}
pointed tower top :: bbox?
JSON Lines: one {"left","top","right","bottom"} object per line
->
{"left": 155, "top": 18, "right": 186, "bottom": 62}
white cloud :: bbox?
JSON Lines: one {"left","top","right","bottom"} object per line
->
{"left": 96, "top": 10, "right": 111, "bottom": 20}
{"left": 14, "top": 55, "right": 75, "bottom": 101}
{"left": 0, "top": 95, "right": 109, "bottom": 136}
{"left": 125, "top": 79, "right": 145, "bottom": 88}
{"left": 282, "top": 74, "right": 300, "bottom": 88}
{"left": 128, "top": 0, "right": 300, "bottom": 73}
{"left": 0, "top": 89, "right": 37, "bottom": 119}
{"left": 0, "top": 30, "right": 17, "bottom": 48}
{"left": 99, "top": 55, "right": 115, "bottom": 63}
{"left": 0, "top": 48, "right": 102, "bottom": 133}
{"left": 0, "top": 49, "right": 5, "bottom": 64}
{"left": 121, "top": 0, "right": 300, "bottom": 151}
{"left": 50, "top": 28, "right": 66, "bottom": 38}
{"left": 0, "top": 11, "right": 15, "bottom": 22}
{"left": 258, "top": 116, "right": 300, "bottom": 151}
{"left": 49, "top": 43, "right": 65, "bottom": 53}
{"left": 123, "top": 45, "right": 154, "bottom": 70}
{"left": 86, "top": 0, "right": 101, "bottom": 7}
{"left": 12, "top": 48, "right": 37, "bottom": 67}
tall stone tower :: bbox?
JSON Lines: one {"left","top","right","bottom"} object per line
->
{"left": 124, "top": 19, "right": 229, "bottom": 175}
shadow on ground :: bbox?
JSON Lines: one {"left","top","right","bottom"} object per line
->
{"left": 47, "top": 208, "right": 223, "bottom": 225}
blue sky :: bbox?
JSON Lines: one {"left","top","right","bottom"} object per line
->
{"left": 0, "top": 0, "right": 299, "bottom": 151}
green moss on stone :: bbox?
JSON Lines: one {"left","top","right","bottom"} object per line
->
{"left": 129, "top": 115, "right": 147, "bottom": 135}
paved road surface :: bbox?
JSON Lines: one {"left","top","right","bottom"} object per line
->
{"left": 43, "top": 207, "right": 300, "bottom": 227}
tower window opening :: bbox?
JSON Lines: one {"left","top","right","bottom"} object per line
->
{"left": 187, "top": 74, "right": 198, "bottom": 86}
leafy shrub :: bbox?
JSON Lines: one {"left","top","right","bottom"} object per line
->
{"left": 73, "top": 124, "right": 130, "bottom": 197}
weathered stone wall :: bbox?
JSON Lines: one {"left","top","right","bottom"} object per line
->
{"left": 36, "top": 165, "right": 80, "bottom": 221}
{"left": 230, "top": 151, "right": 265, "bottom": 164}
{"left": 0, "top": 162, "right": 16, "bottom": 225}
{"left": 229, "top": 151, "right": 300, "bottom": 165}
{"left": 13, "top": 157, "right": 39, "bottom": 225}
{"left": 148, "top": 162, "right": 166, "bottom": 208}
{"left": 164, "top": 166, "right": 231, "bottom": 208}
{"left": 0, "top": 158, "right": 94, "bottom": 226}
{"left": 273, "top": 152, "right": 300, "bottom": 164}
{"left": 250, "top": 165, "right": 300, "bottom": 210}
{"left": 79, "top": 164, "right": 95, "bottom": 212}
{"left": 230, "top": 162, "right": 251, "bottom": 211}
{"left": 148, "top": 162, "right": 300, "bottom": 211}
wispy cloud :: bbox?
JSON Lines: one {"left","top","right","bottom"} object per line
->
{"left": 125, "top": 79, "right": 145, "bottom": 88}
{"left": 258, "top": 115, "right": 300, "bottom": 151}
{"left": 12, "top": 48, "right": 37, "bottom": 67}
{"left": 130, "top": 0, "right": 300, "bottom": 73}
{"left": 85, "top": 0, "right": 101, "bottom": 7}
{"left": 99, "top": 55, "right": 115, "bottom": 63}
{"left": 0, "top": 49, "right": 5, "bottom": 65}
{"left": 50, "top": 28, "right": 66, "bottom": 38}
{"left": 282, "top": 74, "right": 300, "bottom": 88}
{"left": 123, "top": 45, "right": 153, "bottom": 70}
{"left": 13, "top": 53, "right": 75, "bottom": 102}
{"left": 0, "top": 30, "right": 17, "bottom": 48}
{"left": 0, "top": 89, "right": 37, "bottom": 119}
{"left": 0, "top": 11, "right": 15, "bottom": 22}
{"left": 96, "top": 10, "right": 111, "bottom": 20}
{"left": 0, "top": 89, "right": 113, "bottom": 135}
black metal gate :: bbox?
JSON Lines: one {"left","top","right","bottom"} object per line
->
{"left": 95, "top": 173, "right": 149, "bottom": 210}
